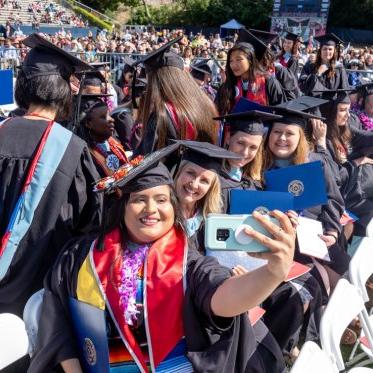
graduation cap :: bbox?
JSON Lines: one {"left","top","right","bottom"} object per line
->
{"left": 77, "top": 70, "right": 106, "bottom": 88}
{"left": 21, "top": 33, "right": 92, "bottom": 81}
{"left": 179, "top": 140, "right": 243, "bottom": 173}
{"left": 137, "top": 36, "right": 184, "bottom": 71}
{"left": 270, "top": 100, "right": 325, "bottom": 128}
{"left": 275, "top": 96, "right": 329, "bottom": 113}
{"left": 314, "top": 33, "right": 344, "bottom": 47}
{"left": 356, "top": 82, "right": 373, "bottom": 98}
{"left": 95, "top": 142, "right": 180, "bottom": 193}
{"left": 249, "top": 29, "right": 278, "bottom": 45}
{"left": 214, "top": 110, "right": 282, "bottom": 135}
{"left": 90, "top": 61, "right": 110, "bottom": 71}
{"left": 237, "top": 28, "right": 266, "bottom": 61}
{"left": 312, "top": 88, "right": 356, "bottom": 104}
{"left": 190, "top": 61, "right": 212, "bottom": 80}
{"left": 78, "top": 93, "right": 111, "bottom": 123}
{"left": 282, "top": 32, "right": 300, "bottom": 42}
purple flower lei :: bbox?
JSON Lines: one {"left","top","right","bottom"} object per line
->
{"left": 359, "top": 111, "right": 373, "bottom": 131}
{"left": 118, "top": 244, "right": 149, "bottom": 326}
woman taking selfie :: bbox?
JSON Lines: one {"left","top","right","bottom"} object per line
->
{"left": 29, "top": 142, "right": 295, "bottom": 373}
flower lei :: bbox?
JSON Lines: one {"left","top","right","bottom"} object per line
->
{"left": 359, "top": 111, "right": 373, "bottom": 131}
{"left": 94, "top": 155, "right": 144, "bottom": 192}
{"left": 118, "top": 244, "right": 149, "bottom": 326}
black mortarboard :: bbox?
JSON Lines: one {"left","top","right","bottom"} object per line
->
{"left": 94, "top": 142, "right": 180, "bottom": 193}
{"left": 249, "top": 28, "right": 278, "bottom": 45}
{"left": 312, "top": 88, "right": 356, "bottom": 104}
{"left": 271, "top": 101, "right": 325, "bottom": 128}
{"left": 237, "top": 28, "right": 267, "bottom": 61}
{"left": 357, "top": 82, "right": 373, "bottom": 98}
{"left": 275, "top": 96, "right": 329, "bottom": 113}
{"left": 190, "top": 61, "right": 212, "bottom": 80}
{"left": 283, "top": 32, "right": 299, "bottom": 42}
{"left": 179, "top": 140, "right": 242, "bottom": 173}
{"left": 79, "top": 93, "right": 111, "bottom": 123}
{"left": 78, "top": 70, "right": 106, "bottom": 88}
{"left": 314, "top": 33, "right": 344, "bottom": 47}
{"left": 21, "top": 33, "right": 92, "bottom": 81}
{"left": 90, "top": 61, "right": 110, "bottom": 71}
{"left": 138, "top": 36, "right": 184, "bottom": 71}
{"left": 214, "top": 110, "right": 282, "bottom": 135}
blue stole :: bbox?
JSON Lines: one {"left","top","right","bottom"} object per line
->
{"left": 0, "top": 120, "right": 72, "bottom": 280}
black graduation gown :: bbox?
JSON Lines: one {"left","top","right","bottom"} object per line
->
{"left": 29, "top": 235, "right": 285, "bottom": 373}
{"left": 299, "top": 63, "right": 350, "bottom": 97}
{"left": 319, "top": 132, "right": 373, "bottom": 236}
{"left": 0, "top": 118, "right": 102, "bottom": 316}
{"left": 275, "top": 64, "right": 301, "bottom": 101}
{"left": 265, "top": 76, "right": 288, "bottom": 106}
{"left": 286, "top": 56, "right": 299, "bottom": 79}
{"left": 218, "top": 169, "right": 323, "bottom": 354}
{"left": 134, "top": 111, "right": 178, "bottom": 156}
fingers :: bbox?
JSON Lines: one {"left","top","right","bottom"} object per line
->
{"left": 286, "top": 210, "right": 299, "bottom": 229}
{"left": 269, "top": 210, "right": 295, "bottom": 236}
{"left": 232, "top": 265, "right": 248, "bottom": 276}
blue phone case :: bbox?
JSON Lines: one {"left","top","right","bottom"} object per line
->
{"left": 205, "top": 213, "right": 279, "bottom": 252}
{"left": 229, "top": 190, "right": 294, "bottom": 214}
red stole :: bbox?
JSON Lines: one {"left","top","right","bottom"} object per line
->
{"left": 165, "top": 102, "right": 197, "bottom": 141}
{"left": 234, "top": 75, "right": 268, "bottom": 107}
{"left": 91, "top": 227, "right": 186, "bottom": 372}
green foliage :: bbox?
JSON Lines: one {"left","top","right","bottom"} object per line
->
{"left": 129, "top": 0, "right": 273, "bottom": 28}
{"left": 328, "top": 0, "right": 373, "bottom": 30}
{"left": 73, "top": 5, "right": 113, "bottom": 29}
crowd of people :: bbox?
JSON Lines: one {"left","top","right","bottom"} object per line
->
{"left": 0, "top": 27, "right": 373, "bottom": 373}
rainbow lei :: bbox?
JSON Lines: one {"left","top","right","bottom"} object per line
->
{"left": 118, "top": 244, "right": 149, "bottom": 326}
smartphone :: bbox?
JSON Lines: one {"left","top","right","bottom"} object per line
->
{"left": 205, "top": 213, "right": 280, "bottom": 252}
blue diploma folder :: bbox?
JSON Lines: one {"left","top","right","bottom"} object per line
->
{"left": 264, "top": 161, "right": 328, "bottom": 211}
{"left": 229, "top": 190, "right": 294, "bottom": 214}
{"left": 69, "top": 297, "right": 110, "bottom": 373}
{"left": 231, "top": 97, "right": 272, "bottom": 114}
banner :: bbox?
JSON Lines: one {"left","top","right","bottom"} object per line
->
{"left": 0, "top": 70, "right": 13, "bottom": 105}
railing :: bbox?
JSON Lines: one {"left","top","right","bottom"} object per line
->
{"left": 58, "top": 0, "right": 117, "bottom": 27}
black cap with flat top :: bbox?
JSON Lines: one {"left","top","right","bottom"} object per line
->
{"left": 21, "top": 33, "right": 93, "bottom": 81}
{"left": 282, "top": 31, "right": 300, "bottom": 42}
{"left": 312, "top": 88, "right": 356, "bottom": 104}
{"left": 249, "top": 29, "right": 278, "bottom": 45}
{"left": 237, "top": 28, "right": 267, "bottom": 61}
{"left": 137, "top": 36, "right": 184, "bottom": 71}
{"left": 314, "top": 33, "right": 344, "bottom": 47}
{"left": 214, "top": 110, "right": 282, "bottom": 135}
{"left": 179, "top": 140, "right": 243, "bottom": 173}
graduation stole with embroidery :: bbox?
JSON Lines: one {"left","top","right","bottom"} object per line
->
{"left": 91, "top": 227, "right": 187, "bottom": 372}
{"left": 90, "top": 137, "right": 129, "bottom": 176}
{"left": 234, "top": 75, "right": 268, "bottom": 107}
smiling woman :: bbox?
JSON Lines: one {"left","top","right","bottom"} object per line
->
{"left": 76, "top": 94, "right": 129, "bottom": 178}
{"left": 29, "top": 141, "right": 296, "bottom": 373}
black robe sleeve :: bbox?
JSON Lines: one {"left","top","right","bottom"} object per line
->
{"left": 134, "top": 112, "right": 178, "bottom": 156}
{"left": 275, "top": 64, "right": 301, "bottom": 101}
{"left": 286, "top": 56, "right": 299, "bottom": 78}
{"left": 29, "top": 237, "right": 94, "bottom": 373}
{"left": 265, "top": 75, "right": 287, "bottom": 105}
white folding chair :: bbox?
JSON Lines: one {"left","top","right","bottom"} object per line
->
{"left": 347, "top": 237, "right": 373, "bottom": 366}
{"left": 0, "top": 313, "right": 29, "bottom": 369}
{"left": 290, "top": 341, "right": 337, "bottom": 373}
{"left": 23, "top": 288, "right": 44, "bottom": 357}
{"left": 320, "top": 279, "right": 373, "bottom": 372}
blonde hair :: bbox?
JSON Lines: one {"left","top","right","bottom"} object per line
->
{"left": 175, "top": 161, "right": 222, "bottom": 219}
{"left": 263, "top": 125, "right": 310, "bottom": 170}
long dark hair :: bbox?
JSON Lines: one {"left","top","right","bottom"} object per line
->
{"left": 15, "top": 70, "right": 72, "bottom": 120}
{"left": 216, "top": 43, "right": 263, "bottom": 115}
{"left": 314, "top": 46, "right": 337, "bottom": 79}
{"left": 326, "top": 103, "right": 352, "bottom": 163}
